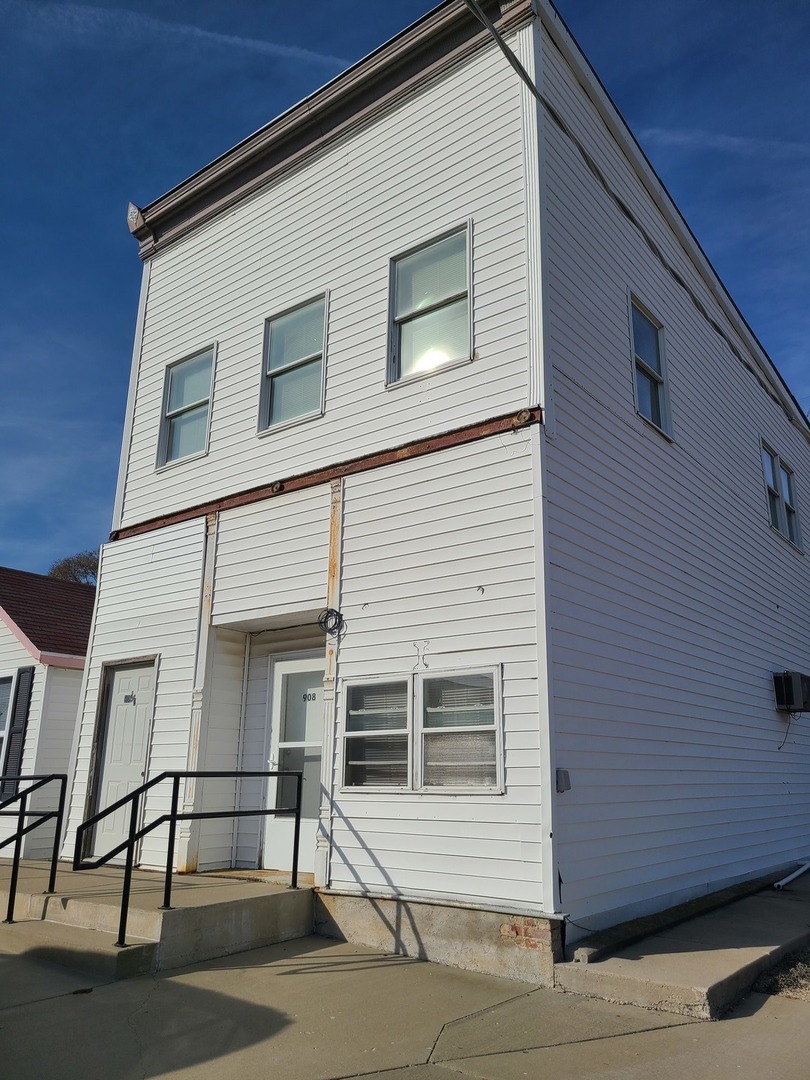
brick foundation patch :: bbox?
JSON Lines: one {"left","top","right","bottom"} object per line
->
{"left": 499, "top": 916, "right": 562, "bottom": 953}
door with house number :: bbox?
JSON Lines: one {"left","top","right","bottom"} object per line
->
{"left": 91, "top": 663, "right": 155, "bottom": 859}
{"left": 263, "top": 657, "right": 325, "bottom": 874}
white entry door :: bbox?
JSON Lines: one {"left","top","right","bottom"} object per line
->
{"left": 92, "top": 663, "right": 155, "bottom": 859}
{"left": 263, "top": 657, "right": 325, "bottom": 874}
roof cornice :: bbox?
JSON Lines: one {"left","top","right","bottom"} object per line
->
{"left": 128, "top": 0, "right": 534, "bottom": 259}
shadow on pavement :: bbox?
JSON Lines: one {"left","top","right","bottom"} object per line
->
{"left": 0, "top": 949, "right": 293, "bottom": 1080}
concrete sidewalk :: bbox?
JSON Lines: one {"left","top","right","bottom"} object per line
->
{"left": 557, "top": 871, "right": 810, "bottom": 1017}
{"left": 2, "top": 934, "right": 810, "bottom": 1080}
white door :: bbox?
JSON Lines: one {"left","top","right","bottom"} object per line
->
{"left": 92, "top": 663, "right": 155, "bottom": 859}
{"left": 263, "top": 657, "right": 325, "bottom": 874}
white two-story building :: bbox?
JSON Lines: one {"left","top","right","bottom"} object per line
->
{"left": 61, "top": 0, "right": 810, "bottom": 983}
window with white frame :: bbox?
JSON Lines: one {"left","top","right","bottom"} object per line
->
{"left": 344, "top": 681, "right": 409, "bottom": 787}
{"left": 630, "top": 299, "right": 670, "bottom": 433}
{"left": 260, "top": 296, "right": 326, "bottom": 430}
{"left": 389, "top": 227, "right": 470, "bottom": 383}
{"left": 343, "top": 669, "right": 501, "bottom": 791}
{"left": 0, "top": 677, "right": 11, "bottom": 768}
{"left": 158, "top": 346, "right": 214, "bottom": 466}
{"left": 761, "top": 443, "right": 801, "bottom": 546}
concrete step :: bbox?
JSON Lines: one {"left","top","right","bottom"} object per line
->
{"left": 0, "top": 863, "right": 315, "bottom": 978}
{"left": 556, "top": 889, "right": 810, "bottom": 1019}
{"left": 155, "top": 884, "right": 313, "bottom": 970}
{"left": 7, "top": 888, "right": 164, "bottom": 938}
{"left": 0, "top": 918, "right": 156, "bottom": 979}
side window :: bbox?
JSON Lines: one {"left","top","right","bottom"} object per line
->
{"left": 630, "top": 299, "right": 670, "bottom": 434}
{"left": 344, "top": 681, "right": 409, "bottom": 788}
{"left": 419, "top": 672, "right": 497, "bottom": 788}
{"left": 761, "top": 443, "right": 801, "bottom": 546}
{"left": 260, "top": 296, "right": 327, "bottom": 431}
{"left": 158, "top": 346, "right": 215, "bottom": 466}
{"left": 389, "top": 227, "right": 470, "bottom": 383}
{"left": 343, "top": 669, "right": 501, "bottom": 792}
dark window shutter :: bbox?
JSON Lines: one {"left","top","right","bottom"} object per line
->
{"left": 1, "top": 666, "right": 35, "bottom": 799}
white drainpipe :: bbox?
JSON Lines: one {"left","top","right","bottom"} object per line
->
{"left": 774, "top": 862, "right": 810, "bottom": 890}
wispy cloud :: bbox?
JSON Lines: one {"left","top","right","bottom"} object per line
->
{"left": 1, "top": 0, "right": 348, "bottom": 68}
{"left": 638, "top": 127, "right": 810, "bottom": 162}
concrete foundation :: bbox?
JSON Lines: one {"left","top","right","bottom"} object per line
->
{"left": 314, "top": 890, "right": 562, "bottom": 985}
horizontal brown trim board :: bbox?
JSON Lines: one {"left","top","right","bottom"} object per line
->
{"left": 111, "top": 407, "right": 542, "bottom": 542}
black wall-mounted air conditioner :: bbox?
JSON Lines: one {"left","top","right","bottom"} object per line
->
{"left": 773, "top": 671, "right": 810, "bottom": 713}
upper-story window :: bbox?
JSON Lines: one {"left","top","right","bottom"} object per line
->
{"left": 389, "top": 227, "right": 471, "bottom": 383}
{"left": 761, "top": 443, "right": 801, "bottom": 546}
{"left": 158, "top": 346, "right": 215, "bottom": 466}
{"left": 630, "top": 299, "right": 671, "bottom": 434}
{"left": 260, "top": 295, "right": 327, "bottom": 431}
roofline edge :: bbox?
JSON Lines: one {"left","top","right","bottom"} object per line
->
{"left": 129, "top": 0, "right": 535, "bottom": 258}
{"left": 534, "top": 0, "right": 810, "bottom": 436}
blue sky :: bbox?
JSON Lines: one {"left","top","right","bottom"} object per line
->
{"left": 0, "top": 0, "right": 808, "bottom": 574}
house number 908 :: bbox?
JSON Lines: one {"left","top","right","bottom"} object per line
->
{"left": 303, "top": 693, "right": 316, "bottom": 701}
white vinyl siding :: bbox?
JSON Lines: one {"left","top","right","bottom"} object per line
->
{"left": 212, "top": 486, "right": 332, "bottom": 627}
{"left": 331, "top": 436, "right": 545, "bottom": 909}
{"left": 24, "top": 666, "right": 84, "bottom": 860}
{"left": 195, "top": 628, "right": 247, "bottom": 871}
{"left": 62, "top": 519, "right": 206, "bottom": 868}
{"left": 539, "top": 21, "right": 810, "bottom": 934}
{"left": 119, "top": 37, "right": 529, "bottom": 527}
{"left": 32, "top": 667, "right": 83, "bottom": 779}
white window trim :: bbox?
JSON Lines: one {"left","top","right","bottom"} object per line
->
{"left": 628, "top": 293, "right": 672, "bottom": 438}
{"left": 340, "top": 666, "right": 504, "bottom": 795}
{"left": 761, "top": 440, "right": 802, "bottom": 550}
{"left": 341, "top": 673, "right": 412, "bottom": 793}
{"left": 156, "top": 343, "right": 217, "bottom": 470}
{"left": 258, "top": 292, "right": 329, "bottom": 435}
{"left": 386, "top": 221, "right": 474, "bottom": 387}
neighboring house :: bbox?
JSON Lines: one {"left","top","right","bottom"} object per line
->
{"left": 60, "top": 0, "right": 810, "bottom": 984}
{"left": 0, "top": 567, "right": 95, "bottom": 858}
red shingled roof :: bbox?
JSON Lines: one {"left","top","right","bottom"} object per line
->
{"left": 0, "top": 566, "right": 95, "bottom": 659}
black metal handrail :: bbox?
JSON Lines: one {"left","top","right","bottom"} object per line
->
{"left": 0, "top": 774, "right": 68, "bottom": 924}
{"left": 73, "top": 770, "right": 303, "bottom": 947}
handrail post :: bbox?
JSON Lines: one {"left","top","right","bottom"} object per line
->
{"left": 161, "top": 775, "right": 180, "bottom": 911}
{"left": 290, "top": 772, "right": 302, "bottom": 890}
{"left": 3, "top": 791, "right": 27, "bottom": 924}
{"left": 47, "top": 776, "right": 66, "bottom": 895}
{"left": 115, "top": 793, "right": 140, "bottom": 948}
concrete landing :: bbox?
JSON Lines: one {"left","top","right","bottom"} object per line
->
{"left": 0, "top": 860, "right": 313, "bottom": 978}
{"left": 556, "top": 871, "right": 810, "bottom": 1018}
